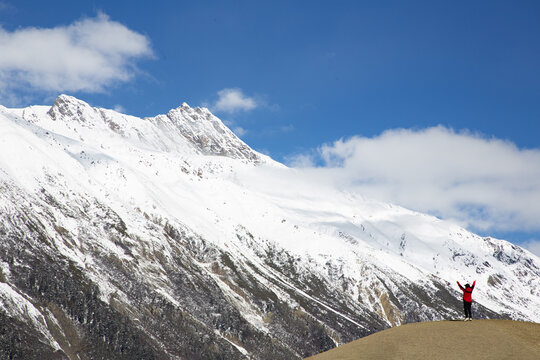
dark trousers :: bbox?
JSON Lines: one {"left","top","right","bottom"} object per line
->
{"left": 463, "top": 300, "right": 472, "bottom": 318}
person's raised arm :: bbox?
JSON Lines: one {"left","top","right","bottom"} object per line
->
{"left": 457, "top": 281, "right": 464, "bottom": 291}
{"left": 471, "top": 280, "right": 476, "bottom": 290}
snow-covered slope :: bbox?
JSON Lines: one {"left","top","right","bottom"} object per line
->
{"left": 0, "top": 95, "right": 538, "bottom": 359}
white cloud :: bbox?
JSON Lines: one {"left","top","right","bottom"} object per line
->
{"left": 280, "top": 124, "right": 294, "bottom": 133}
{"left": 0, "top": 13, "right": 153, "bottom": 99}
{"left": 285, "top": 153, "right": 316, "bottom": 168}
{"left": 233, "top": 126, "right": 247, "bottom": 137}
{"left": 522, "top": 239, "right": 540, "bottom": 257}
{"left": 291, "top": 126, "right": 540, "bottom": 233}
{"left": 212, "top": 88, "right": 258, "bottom": 113}
{"left": 113, "top": 104, "right": 126, "bottom": 113}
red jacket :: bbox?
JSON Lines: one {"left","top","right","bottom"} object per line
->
{"left": 457, "top": 281, "right": 476, "bottom": 302}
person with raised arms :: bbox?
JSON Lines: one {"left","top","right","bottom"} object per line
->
{"left": 457, "top": 280, "right": 476, "bottom": 321}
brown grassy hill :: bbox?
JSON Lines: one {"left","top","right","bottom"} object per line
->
{"left": 305, "top": 320, "right": 540, "bottom": 360}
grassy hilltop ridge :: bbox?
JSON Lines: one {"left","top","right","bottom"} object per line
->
{"left": 306, "top": 320, "right": 540, "bottom": 360}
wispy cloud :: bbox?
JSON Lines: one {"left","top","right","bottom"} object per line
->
{"left": 0, "top": 0, "right": 14, "bottom": 12}
{"left": 522, "top": 239, "right": 540, "bottom": 257}
{"left": 285, "top": 153, "right": 316, "bottom": 168}
{"left": 0, "top": 13, "right": 153, "bottom": 104}
{"left": 113, "top": 104, "right": 126, "bottom": 113}
{"left": 233, "top": 126, "right": 247, "bottom": 137}
{"left": 287, "top": 126, "right": 540, "bottom": 233}
{"left": 280, "top": 124, "right": 294, "bottom": 133}
{"left": 211, "top": 88, "right": 258, "bottom": 114}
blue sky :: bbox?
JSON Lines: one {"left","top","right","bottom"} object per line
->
{"left": 1, "top": 1, "right": 540, "bottom": 254}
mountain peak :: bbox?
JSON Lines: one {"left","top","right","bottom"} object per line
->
{"left": 16, "top": 94, "right": 265, "bottom": 162}
{"left": 47, "top": 94, "right": 98, "bottom": 125}
{"left": 55, "top": 93, "right": 81, "bottom": 104}
{"left": 164, "top": 103, "right": 262, "bottom": 161}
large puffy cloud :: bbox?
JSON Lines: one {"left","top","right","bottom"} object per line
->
{"left": 291, "top": 126, "right": 540, "bottom": 232}
{"left": 0, "top": 13, "right": 153, "bottom": 96}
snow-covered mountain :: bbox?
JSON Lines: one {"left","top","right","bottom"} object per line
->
{"left": 0, "top": 95, "right": 538, "bottom": 359}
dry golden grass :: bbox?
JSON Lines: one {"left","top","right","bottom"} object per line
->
{"left": 305, "top": 320, "right": 540, "bottom": 360}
